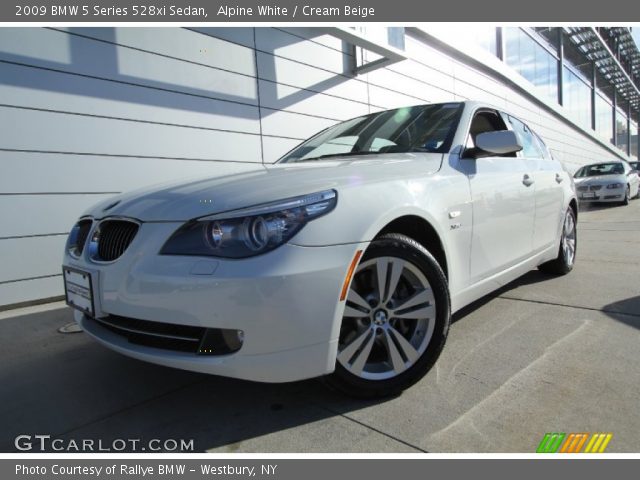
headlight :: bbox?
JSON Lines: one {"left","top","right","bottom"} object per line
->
{"left": 606, "top": 183, "right": 623, "bottom": 189}
{"left": 66, "top": 219, "right": 93, "bottom": 258}
{"left": 160, "top": 190, "right": 337, "bottom": 258}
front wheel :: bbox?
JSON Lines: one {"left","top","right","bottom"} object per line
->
{"left": 326, "top": 234, "right": 451, "bottom": 398}
{"left": 622, "top": 185, "right": 630, "bottom": 206}
{"left": 538, "top": 208, "right": 577, "bottom": 275}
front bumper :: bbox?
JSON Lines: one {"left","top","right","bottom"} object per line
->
{"left": 578, "top": 189, "right": 624, "bottom": 203}
{"left": 64, "top": 221, "right": 364, "bottom": 382}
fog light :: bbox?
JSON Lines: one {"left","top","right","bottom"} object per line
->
{"left": 198, "top": 328, "right": 244, "bottom": 355}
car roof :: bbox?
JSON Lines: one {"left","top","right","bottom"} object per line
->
{"left": 580, "top": 161, "right": 625, "bottom": 167}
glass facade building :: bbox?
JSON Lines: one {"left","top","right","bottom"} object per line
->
{"left": 505, "top": 28, "right": 558, "bottom": 104}
{"left": 477, "top": 27, "right": 640, "bottom": 161}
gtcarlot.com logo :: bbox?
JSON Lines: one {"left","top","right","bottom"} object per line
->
{"left": 14, "top": 435, "right": 195, "bottom": 452}
{"left": 536, "top": 432, "right": 613, "bottom": 453}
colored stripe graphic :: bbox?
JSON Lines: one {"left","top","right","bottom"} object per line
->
{"left": 584, "top": 433, "right": 613, "bottom": 453}
{"left": 560, "top": 433, "right": 589, "bottom": 453}
{"left": 536, "top": 433, "right": 566, "bottom": 453}
{"left": 537, "top": 432, "right": 613, "bottom": 453}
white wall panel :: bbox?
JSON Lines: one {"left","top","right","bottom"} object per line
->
{"left": 368, "top": 84, "right": 426, "bottom": 110}
{"left": 0, "top": 107, "right": 262, "bottom": 162}
{"left": 405, "top": 36, "right": 456, "bottom": 76}
{"left": 0, "top": 152, "right": 259, "bottom": 194}
{"left": 256, "top": 51, "right": 369, "bottom": 105}
{"left": 278, "top": 27, "right": 351, "bottom": 54}
{"left": 188, "top": 27, "right": 255, "bottom": 49}
{"left": 0, "top": 195, "right": 116, "bottom": 238}
{"left": 0, "top": 277, "right": 63, "bottom": 307}
{"left": 0, "top": 236, "right": 66, "bottom": 283}
{"left": 0, "top": 63, "right": 260, "bottom": 135}
{"left": 0, "top": 28, "right": 258, "bottom": 105}
{"left": 255, "top": 28, "right": 348, "bottom": 75}
{"left": 453, "top": 77, "right": 506, "bottom": 107}
{"left": 258, "top": 79, "right": 369, "bottom": 120}
{"left": 388, "top": 61, "right": 456, "bottom": 97}
{"left": 58, "top": 27, "right": 257, "bottom": 78}
{"left": 366, "top": 68, "right": 431, "bottom": 104}
{"left": 260, "top": 109, "right": 336, "bottom": 140}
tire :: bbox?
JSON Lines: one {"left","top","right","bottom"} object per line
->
{"left": 622, "top": 185, "right": 630, "bottom": 206}
{"left": 325, "top": 233, "right": 451, "bottom": 398}
{"left": 538, "top": 208, "right": 577, "bottom": 275}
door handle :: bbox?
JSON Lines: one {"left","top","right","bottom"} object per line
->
{"left": 522, "top": 174, "right": 535, "bottom": 187}
{"left": 555, "top": 173, "right": 564, "bottom": 184}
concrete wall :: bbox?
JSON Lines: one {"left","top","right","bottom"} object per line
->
{"left": 0, "top": 27, "right": 629, "bottom": 308}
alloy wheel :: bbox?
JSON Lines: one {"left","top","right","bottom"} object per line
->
{"left": 337, "top": 256, "right": 436, "bottom": 380}
{"left": 562, "top": 211, "right": 576, "bottom": 267}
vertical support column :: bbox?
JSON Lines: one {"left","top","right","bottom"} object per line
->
{"left": 496, "top": 27, "right": 504, "bottom": 61}
{"left": 628, "top": 102, "right": 632, "bottom": 156}
{"left": 557, "top": 28, "right": 564, "bottom": 106}
{"left": 612, "top": 90, "right": 617, "bottom": 147}
{"left": 591, "top": 61, "right": 597, "bottom": 131}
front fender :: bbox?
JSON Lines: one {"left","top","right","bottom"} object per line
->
{"left": 290, "top": 172, "right": 473, "bottom": 296}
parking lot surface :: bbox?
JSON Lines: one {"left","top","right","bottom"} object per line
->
{"left": 1, "top": 201, "right": 639, "bottom": 453}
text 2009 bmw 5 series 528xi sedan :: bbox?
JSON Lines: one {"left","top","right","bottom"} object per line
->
{"left": 62, "top": 101, "right": 578, "bottom": 397}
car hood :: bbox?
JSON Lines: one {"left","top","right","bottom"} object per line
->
{"left": 84, "top": 153, "right": 444, "bottom": 222}
{"left": 574, "top": 174, "right": 625, "bottom": 185}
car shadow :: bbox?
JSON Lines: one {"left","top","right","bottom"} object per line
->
{"left": 602, "top": 296, "right": 640, "bottom": 331}
{"left": 451, "top": 269, "right": 555, "bottom": 324}
{"left": 578, "top": 202, "right": 625, "bottom": 212}
{"left": 0, "top": 306, "right": 397, "bottom": 453}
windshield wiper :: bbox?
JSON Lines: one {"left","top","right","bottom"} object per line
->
{"left": 293, "top": 151, "right": 383, "bottom": 163}
{"left": 292, "top": 147, "right": 435, "bottom": 163}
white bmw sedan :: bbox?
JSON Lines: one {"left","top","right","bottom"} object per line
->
{"left": 573, "top": 161, "right": 640, "bottom": 205}
{"left": 63, "top": 101, "right": 577, "bottom": 397}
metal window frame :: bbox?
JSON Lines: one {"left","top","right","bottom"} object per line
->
{"left": 327, "top": 27, "right": 408, "bottom": 76}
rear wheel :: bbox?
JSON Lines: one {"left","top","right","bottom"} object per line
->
{"left": 538, "top": 208, "right": 577, "bottom": 275}
{"left": 326, "top": 234, "right": 450, "bottom": 398}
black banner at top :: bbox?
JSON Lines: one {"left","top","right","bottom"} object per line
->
{"left": 2, "top": 0, "right": 638, "bottom": 22}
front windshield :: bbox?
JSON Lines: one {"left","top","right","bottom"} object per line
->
{"left": 574, "top": 163, "right": 625, "bottom": 178}
{"left": 278, "top": 103, "right": 463, "bottom": 163}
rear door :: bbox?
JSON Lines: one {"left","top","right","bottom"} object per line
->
{"left": 623, "top": 161, "right": 640, "bottom": 197}
{"left": 508, "top": 117, "right": 564, "bottom": 252}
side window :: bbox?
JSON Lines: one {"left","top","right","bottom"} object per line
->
{"left": 533, "top": 132, "right": 552, "bottom": 160}
{"left": 508, "top": 116, "right": 543, "bottom": 159}
{"left": 466, "top": 110, "right": 513, "bottom": 156}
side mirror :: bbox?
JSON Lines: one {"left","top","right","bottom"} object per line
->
{"left": 474, "top": 131, "right": 523, "bottom": 156}
{"left": 465, "top": 130, "right": 522, "bottom": 158}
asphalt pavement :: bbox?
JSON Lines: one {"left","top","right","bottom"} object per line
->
{"left": 1, "top": 200, "right": 639, "bottom": 453}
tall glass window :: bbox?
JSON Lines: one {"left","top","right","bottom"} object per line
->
{"left": 563, "top": 67, "right": 592, "bottom": 130}
{"left": 505, "top": 28, "right": 557, "bottom": 103}
{"left": 630, "top": 119, "right": 638, "bottom": 160}
{"left": 595, "top": 93, "right": 613, "bottom": 143}
{"left": 616, "top": 107, "right": 629, "bottom": 154}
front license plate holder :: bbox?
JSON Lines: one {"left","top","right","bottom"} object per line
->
{"left": 63, "top": 267, "right": 95, "bottom": 317}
